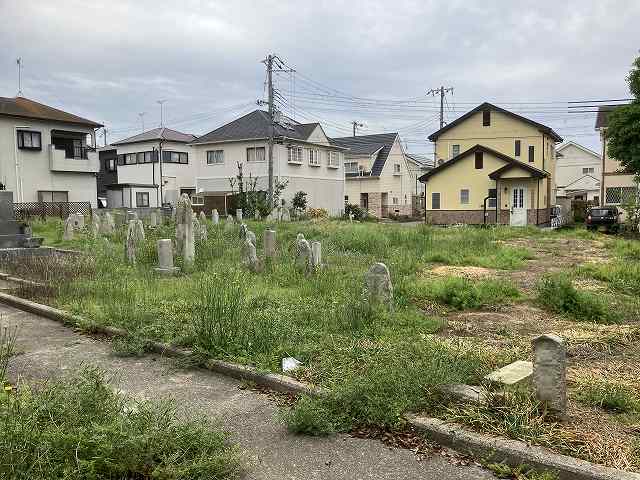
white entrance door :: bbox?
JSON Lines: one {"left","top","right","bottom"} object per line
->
{"left": 510, "top": 185, "right": 527, "bottom": 226}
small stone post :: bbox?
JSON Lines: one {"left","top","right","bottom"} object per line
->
{"left": 532, "top": 334, "right": 567, "bottom": 420}
{"left": 90, "top": 214, "right": 100, "bottom": 237}
{"left": 264, "top": 229, "right": 276, "bottom": 258}
{"left": 295, "top": 238, "right": 312, "bottom": 272}
{"left": 63, "top": 217, "right": 74, "bottom": 241}
{"left": 211, "top": 209, "right": 219, "bottom": 224}
{"left": 239, "top": 223, "right": 248, "bottom": 240}
{"left": 246, "top": 230, "right": 256, "bottom": 246}
{"left": 154, "top": 239, "right": 179, "bottom": 275}
{"left": 311, "top": 241, "right": 321, "bottom": 269}
{"left": 365, "top": 262, "right": 393, "bottom": 310}
{"left": 149, "top": 211, "right": 158, "bottom": 228}
{"left": 199, "top": 210, "right": 207, "bottom": 223}
{"left": 176, "top": 193, "right": 194, "bottom": 266}
{"left": 133, "top": 219, "right": 145, "bottom": 242}
{"left": 193, "top": 216, "right": 201, "bottom": 242}
{"left": 236, "top": 208, "right": 243, "bottom": 222}
{"left": 101, "top": 212, "right": 115, "bottom": 234}
{"left": 241, "top": 237, "right": 259, "bottom": 272}
{"left": 125, "top": 220, "right": 137, "bottom": 264}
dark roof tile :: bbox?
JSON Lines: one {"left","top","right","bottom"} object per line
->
{"left": 0, "top": 96, "right": 102, "bottom": 127}
{"left": 331, "top": 133, "right": 398, "bottom": 177}
{"left": 112, "top": 127, "right": 196, "bottom": 145}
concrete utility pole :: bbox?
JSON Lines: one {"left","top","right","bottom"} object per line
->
{"left": 265, "top": 55, "right": 274, "bottom": 203}
{"left": 352, "top": 121, "right": 364, "bottom": 137}
{"left": 101, "top": 127, "right": 109, "bottom": 147}
{"left": 427, "top": 86, "right": 454, "bottom": 129}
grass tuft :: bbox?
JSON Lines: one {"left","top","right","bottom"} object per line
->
{"left": 412, "top": 276, "right": 520, "bottom": 310}
{"left": 575, "top": 379, "right": 640, "bottom": 413}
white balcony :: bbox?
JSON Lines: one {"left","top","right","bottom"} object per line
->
{"left": 49, "top": 145, "right": 99, "bottom": 173}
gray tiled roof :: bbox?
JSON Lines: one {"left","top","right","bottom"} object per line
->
{"left": 0, "top": 96, "right": 102, "bottom": 127}
{"left": 112, "top": 127, "right": 196, "bottom": 145}
{"left": 190, "top": 110, "right": 321, "bottom": 144}
{"left": 331, "top": 133, "right": 399, "bottom": 176}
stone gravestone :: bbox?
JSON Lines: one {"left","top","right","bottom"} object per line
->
{"left": 0, "top": 191, "right": 42, "bottom": 248}
{"left": 211, "top": 209, "right": 219, "bottom": 224}
{"left": 311, "top": 241, "right": 322, "bottom": 270}
{"left": 254, "top": 210, "right": 261, "bottom": 221}
{"left": 295, "top": 238, "right": 312, "bottom": 273}
{"left": 532, "top": 334, "right": 567, "bottom": 420}
{"left": 193, "top": 216, "right": 201, "bottom": 242}
{"left": 126, "top": 211, "right": 138, "bottom": 223}
{"left": 241, "top": 237, "right": 259, "bottom": 272}
{"left": 175, "top": 193, "right": 195, "bottom": 265}
{"left": 281, "top": 208, "right": 291, "bottom": 222}
{"left": 239, "top": 223, "right": 248, "bottom": 240}
{"left": 149, "top": 211, "right": 158, "bottom": 228}
{"left": 200, "top": 222, "right": 208, "bottom": 242}
{"left": 199, "top": 210, "right": 207, "bottom": 223}
{"left": 264, "top": 229, "right": 276, "bottom": 259}
{"left": 236, "top": 208, "right": 243, "bottom": 222}
{"left": 133, "top": 219, "right": 145, "bottom": 243}
{"left": 90, "top": 214, "right": 101, "bottom": 237}
{"left": 63, "top": 216, "right": 75, "bottom": 241}
{"left": 154, "top": 239, "right": 179, "bottom": 275}
{"left": 125, "top": 220, "right": 138, "bottom": 264}
{"left": 365, "top": 262, "right": 393, "bottom": 310}
{"left": 70, "top": 213, "right": 84, "bottom": 229}
{"left": 101, "top": 212, "right": 115, "bottom": 235}
{"left": 246, "top": 230, "right": 256, "bottom": 246}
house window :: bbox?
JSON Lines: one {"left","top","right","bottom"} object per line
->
{"left": 488, "top": 188, "right": 497, "bottom": 208}
{"left": 475, "top": 151, "right": 483, "bottom": 169}
{"left": 37, "top": 191, "right": 68, "bottom": 202}
{"left": 117, "top": 154, "right": 125, "bottom": 166}
{"left": 246, "top": 146, "right": 265, "bottom": 163}
{"left": 207, "top": 150, "right": 224, "bottom": 165}
{"left": 136, "top": 152, "right": 144, "bottom": 164}
{"left": 482, "top": 109, "right": 491, "bottom": 126}
{"left": 143, "top": 151, "right": 154, "bottom": 163}
{"left": 191, "top": 195, "right": 204, "bottom": 206}
{"left": 162, "top": 151, "right": 188, "bottom": 164}
{"left": 451, "top": 144, "right": 460, "bottom": 157}
{"left": 514, "top": 140, "right": 521, "bottom": 157}
{"left": 17, "top": 130, "right": 42, "bottom": 150}
{"left": 528, "top": 145, "right": 535, "bottom": 163}
{"left": 308, "top": 149, "right": 320, "bottom": 166}
{"left": 582, "top": 167, "right": 594, "bottom": 174}
{"left": 328, "top": 151, "right": 340, "bottom": 167}
{"left": 460, "top": 189, "right": 470, "bottom": 205}
{"left": 431, "top": 192, "right": 441, "bottom": 210}
{"left": 344, "top": 195, "right": 349, "bottom": 203}
{"left": 287, "top": 146, "right": 303, "bottom": 163}
{"left": 393, "top": 197, "right": 399, "bottom": 205}
{"left": 345, "top": 162, "right": 359, "bottom": 174}
{"left": 136, "top": 192, "right": 149, "bottom": 207}
{"left": 606, "top": 186, "right": 638, "bottom": 205}
{"left": 394, "top": 163, "right": 401, "bottom": 174}
{"left": 125, "top": 153, "right": 136, "bottom": 165}
{"left": 106, "top": 159, "right": 116, "bottom": 172}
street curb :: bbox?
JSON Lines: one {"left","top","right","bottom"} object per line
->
{"left": 0, "top": 291, "right": 323, "bottom": 398}
{"left": 407, "top": 415, "right": 640, "bottom": 480}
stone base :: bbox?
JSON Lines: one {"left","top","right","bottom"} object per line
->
{"left": 154, "top": 266, "right": 180, "bottom": 275}
{"left": 426, "top": 208, "right": 551, "bottom": 226}
{"left": 485, "top": 360, "right": 533, "bottom": 388}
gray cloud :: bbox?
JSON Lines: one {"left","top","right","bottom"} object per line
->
{"left": 1, "top": 0, "right": 637, "bottom": 152}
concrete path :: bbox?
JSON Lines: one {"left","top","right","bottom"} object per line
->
{"left": 2, "top": 303, "right": 492, "bottom": 480}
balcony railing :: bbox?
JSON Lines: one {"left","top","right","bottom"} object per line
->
{"left": 49, "top": 145, "right": 99, "bottom": 173}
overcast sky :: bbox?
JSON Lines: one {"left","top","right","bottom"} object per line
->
{"left": 1, "top": 0, "right": 638, "bottom": 154}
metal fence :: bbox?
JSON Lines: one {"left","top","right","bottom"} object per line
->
{"left": 13, "top": 202, "right": 93, "bottom": 222}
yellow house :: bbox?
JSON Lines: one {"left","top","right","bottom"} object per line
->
{"left": 595, "top": 105, "right": 638, "bottom": 215}
{"left": 419, "top": 103, "right": 563, "bottom": 226}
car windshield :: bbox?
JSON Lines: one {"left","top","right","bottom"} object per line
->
{"left": 590, "top": 209, "right": 614, "bottom": 217}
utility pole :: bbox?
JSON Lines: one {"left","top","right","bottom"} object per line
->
{"left": 101, "top": 127, "right": 109, "bottom": 147}
{"left": 138, "top": 112, "right": 146, "bottom": 133}
{"left": 352, "top": 121, "right": 364, "bottom": 137}
{"left": 427, "top": 86, "right": 454, "bottom": 128}
{"left": 263, "top": 54, "right": 275, "bottom": 204}
{"left": 157, "top": 100, "right": 167, "bottom": 127}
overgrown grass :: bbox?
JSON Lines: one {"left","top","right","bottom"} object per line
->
{"left": 0, "top": 324, "right": 17, "bottom": 383}
{"left": 575, "top": 379, "right": 640, "bottom": 413}
{"left": 411, "top": 276, "right": 520, "bottom": 310}
{"left": 535, "top": 274, "right": 618, "bottom": 324}
{"left": 0, "top": 367, "right": 241, "bottom": 479}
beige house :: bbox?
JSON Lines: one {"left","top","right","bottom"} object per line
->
{"left": 331, "top": 133, "right": 418, "bottom": 217}
{"left": 596, "top": 106, "right": 638, "bottom": 214}
{"left": 419, "top": 103, "right": 563, "bottom": 226}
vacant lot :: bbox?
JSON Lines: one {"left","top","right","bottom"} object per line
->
{"left": 3, "top": 218, "right": 640, "bottom": 472}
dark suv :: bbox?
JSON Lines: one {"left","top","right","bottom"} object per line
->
{"left": 586, "top": 206, "right": 620, "bottom": 232}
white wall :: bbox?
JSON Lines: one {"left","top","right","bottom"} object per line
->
{"left": 0, "top": 117, "right": 98, "bottom": 207}
{"left": 555, "top": 143, "right": 601, "bottom": 200}
{"left": 192, "top": 138, "right": 345, "bottom": 215}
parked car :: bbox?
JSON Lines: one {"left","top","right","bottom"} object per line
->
{"left": 586, "top": 206, "right": 620, "bottom": 232}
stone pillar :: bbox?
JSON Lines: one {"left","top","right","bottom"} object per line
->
{"left": 176, "top": 193, "right": 194, "bottom": 266}
{"left": 246, "top": 230, "right": 256, "bottom": 246}
{"left": 211, "top": 209, "right": 219, "bottom": 224}
{"left": 264, "top": 229, "right": 276, "bottom": 258}
{"left": 365, "top": 262, "right": 393, "bottom": 310}
{"left": 532, "top": 334, "right": 567, "bottom": 420}
{"left": 199, "top": 210, "right": 207, "bottom": 223}
{"left": 63, "top": 217, "right": 74, "bottom": 241}
{"left": 295, "top": 239, "right": 312, "bottom": 272}
{"left": 236, "top": 208, "right": 243, "bottom": 222}
{"left": 155, "top": 239, "right": 179, "bottom": 275}
{"left": 101, "top": 212, "right": 115, "bottom": 234}
{"left": 149, "top": 211, "right": 158, "bottom": 227}
{"left": 90, "top": 215, "right": 100, "bottom": 237}
{"left": 241, "top": 237, "right": 259, "bottom": 272}
{"left": 311, "top": 241, "right": 321, "bottom": 269}
{"left": 239, "top": 223, "right": 248, "bottom": 240}
{"left": 125, "top": 220, "right": 137, "bottom": 264}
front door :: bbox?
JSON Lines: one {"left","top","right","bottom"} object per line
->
{"left": 510, "top": 185, "right": 527, "bottom": 226}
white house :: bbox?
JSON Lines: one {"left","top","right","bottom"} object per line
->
{"left": 331, "top": 133, "right": 418, "bottom": 217}
{"left": 189, "top": 110, "right": 346, "bottom": 215}
{"left": 0, "top": 96, "right": 102, "bottom": 206}
{"left": 555, "top": 141, "right": 601, "bottom": 203}
{"left": 105, "top": 127, "right": 196, "bottom": 208}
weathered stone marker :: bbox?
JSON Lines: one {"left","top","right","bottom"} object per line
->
{"left": 254, "top": 210, "right": 261, "bottom": 221}
{"left": 241, "top": 237, "right": 259, "bottom": 272}
{"left": 149, "top": 211, "right": 158, "bottom": 228}
{"left": 154, "top": 239, "right": 179, "bottom": 275}
{"left": 532, "top": 334, "right": 567, "bottom": 419}
{"left": 311, "top": 240, "right": 322, "bottom": 269}
{"left": 239, "top": 223, "right": 248, "bottom": 240}
{"left": 101, "top": 212, "right": 115, "bottom": 234}
{"left": 199, "top": 210, "right": 207, "bottom": 223}
{"left": 176, "top": 193, "right": 195, "bottom": 266}
{"left": 281, "top": 208, "right": 291, "bottom": 222}
{"left": 365, "top": 262, "right": 393, "bottom": 310}
{"left": 295, "top": 238, "right": 312, "bottom": 272}
{"left": 211, "top": 209, "right": 219, "bottom": 224}
{"left": 246, "top": 230, "right": 256, "bottom": 246}
{"left": 125, "top": 220, "right": 137, "bottom": 264}
{"left": 63, "top": 216, "right": 74, "bottom": 241}
{"left": 264, "top": 229, "right": 276, "bottom": 258}
{"left": 484, "top": 360, "right": 533, "bottom": 388}
{"left": 193, "top": 216, "right": 201, "bottom": 242}
{"left": 236, "top": 208, "right": 243, "bottom": 222}
{"left": 70, "top": 213, "right": 84, "bottom": 229}
{"left": 90, "top": 214, "right": 101, "bottom": 237}
{"left": 200, "top": 222, "right": 208, "bottom": 241}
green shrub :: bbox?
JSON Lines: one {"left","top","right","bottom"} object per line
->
{"left": 536, "top": 274, "right": 618, "bottom": 323}
{"left": 578, "top": 262, "right": 640, "bottom": 296}
{"left": 282, "top": 395, "right": 336, "bottom": 436}
{"left": 344, "top": 203, "right": 367, "bottom": 221}
{"left": 576, "top": 379, "right": 640, "bottom": 413}
{"left": 0, "top": 368, "right": 241, "bottom": 479}
{"left": 413, "top": 276, "right": 520, "bottom": 310}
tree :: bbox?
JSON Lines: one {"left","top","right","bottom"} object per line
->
{"left": 606, "top": 55, "right": 640, "bottom": 178}
{"left": 292, "top": 191, "right": 307, "bottom": 215}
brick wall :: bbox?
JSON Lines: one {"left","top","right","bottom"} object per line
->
{"left": 428, "top": 208, "right": 550, "bottom": 226}
{"left": 367, "top": 192, "right": 383, "bottom": 218}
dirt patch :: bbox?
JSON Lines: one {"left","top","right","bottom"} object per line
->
{"left": 427, "top": 265, "right": 497, "bottom": 280}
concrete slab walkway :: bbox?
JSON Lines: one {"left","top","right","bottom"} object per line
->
{"left": 2, "top": 303, "right": 492, "bottom": 480}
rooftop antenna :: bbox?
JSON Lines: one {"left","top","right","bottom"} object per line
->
{"left": 16, "top": 58, "right": 23, "bottom": 97}
{"left": 157, "top": 100, "right": 167, "bottom": 127}
{"left": 138, "top": 112, "right": 146, "bottom": 133}
{"left": 352, "top": 121, "right": 364, "bottom": 137}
